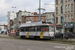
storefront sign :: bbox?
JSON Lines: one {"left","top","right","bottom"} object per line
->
{"left": 64, "top": 22, "right": 74, "bottom": 28}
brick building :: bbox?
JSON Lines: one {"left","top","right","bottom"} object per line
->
{"left": 21, "top": 13, "right": 46, "bottom": 23}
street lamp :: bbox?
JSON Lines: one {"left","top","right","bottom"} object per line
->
{"left": 39, "top": 0, "right": 41, "bottom": 22}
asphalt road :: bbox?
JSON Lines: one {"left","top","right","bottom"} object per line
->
{"left": 0, "top": 38, "right": 75, "bottom": 50}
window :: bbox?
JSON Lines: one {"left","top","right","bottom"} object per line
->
{"left": 68, "top": 4, "right": 70, "bottom": 11}
{"left": 41, "top": 18, "right": 43, "bottom": 22}
{"left": 32, "top": 18, "right": 34, "bottom": 21}
{"left": 71, "top": 4, "right": 73, "bottom": 12}
{"left": 28, "top": 18, "right": 30, "bottom": 21}
{"left": 37, "top": 26, "right": 41, "bottom": 31}
{"left": 52, "top": 19, "right": 54, "bottom": 23}
{"left": 65, "top": 16, "right": 67, "bottom": 22}
{"left": 56, "top": 7, "right": 58, "bottom": 14}
{"left": 52, "top": 14, "right": 54, "bottom": 17}
{"left": 56, "top": 0, "right": 58, "bottom": 5}
{"left": 71, "top": 15, "right": 74, "bottom": 22}
{"left": 49, "top": 26, "right": 54, "bottom": 32}
{"left": 37, "top": 26, "right": 49, "bottom": 31}
{"left": 65, "top": 5, "right": 67, "bottom": 12}
{"left": 41, "top": 26, "right": 49, "bottom": 31}
{"left": 30, "top": 27, "right": 35, "bottom": 31}
{"left": 56, "top": 17, "right": 58, "bottom": 23}
{"left": 26, "top": 27, "right": 30, "bottom": 31}
{"left": 21, "top": 27, "right": 24, "bottom": 32}
{"left": 61, "top": 16, "right": 63, "bottom": 23}
{"left": 61, "top": 6, "right": 63, "bottom": 13}
{"left": 68, "top": 15, "right": 70, "bottom": 22}
{"left": 47, "top": 19, "right": 51, "bottom": 22}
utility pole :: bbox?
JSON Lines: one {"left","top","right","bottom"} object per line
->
{"left": 39, "top": 0, "right": 41, "bottom": 22}
{"left": 62, "top": 0, "right": 64, "bottom": 38}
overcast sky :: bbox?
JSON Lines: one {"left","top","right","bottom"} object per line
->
{"left": 0, "top": 0, "right": 55, "bottom": 25}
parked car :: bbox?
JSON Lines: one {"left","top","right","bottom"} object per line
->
{"left": 55, "top": 32, "right": 63, "bottom": 39}
{"left": 64, "top": 32, "right": 75, "bottom": 39}
{"left": 1, "top": 31, "right": 4, "bottom": 34}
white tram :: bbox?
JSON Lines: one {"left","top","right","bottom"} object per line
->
{"left": 19, "top": 22, "right": 55, "bottom": 39}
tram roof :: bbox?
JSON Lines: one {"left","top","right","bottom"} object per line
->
{"left": 20, "top": 22, "right": 50, "bottom": 27}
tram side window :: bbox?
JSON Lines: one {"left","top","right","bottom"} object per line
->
{"left": 41, "top": 26, "right": 45, "bottom": 31}
{"left": 21, "top": 27, "right": 24, "bottom": 32}
{"left": 41, "top": 26, "right": 49, "bottom": 31}
{"left": 26, "top": 27, "right": 30, "bottom": 31}
{"left": 24, "top": 27, "right": 26, "bottom": 31}
{"left": 37, "top": 26, "right": 41, "bottom": 31}
{"left": 45, "top": 26, "right": 49, "bottom": 31}
{"left": 30, "top": 27, "right": 35, "bottom": 31}
{"left": 37, "top": 26, "right": 49, "bottom": 31}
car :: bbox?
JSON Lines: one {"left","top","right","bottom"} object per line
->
{"left": 55, "top": 32, "right": 63, "bottom": 39}
{"left": 64, "top": 32, "right": 75, "bottom": 39}
{"left": 1, "top": 31, "right": 4, "bottom": 34}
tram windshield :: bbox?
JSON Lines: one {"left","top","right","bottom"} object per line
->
{"left": 49, "top": 26, "right": 54, "bottom": 32}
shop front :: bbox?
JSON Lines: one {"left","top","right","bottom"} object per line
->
{"left": 56, "top": 25, "right": 62, "bottom": 32}
{"left": 64, "top": 22, "right": 74, "bottom": 32}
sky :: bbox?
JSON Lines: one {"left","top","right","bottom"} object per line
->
{"left": 0, "top": 0, "right": 55, "bottom": 25}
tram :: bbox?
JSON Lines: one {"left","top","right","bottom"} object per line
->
{"left": 19, "top": 22, "right": 55, "bottom": 39}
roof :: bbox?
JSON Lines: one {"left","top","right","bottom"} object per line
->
{"left": 20, "top": 22, "right": 49, "bottom": 27}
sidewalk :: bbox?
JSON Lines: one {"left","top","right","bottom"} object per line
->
{"left": 0, "top": 34, "right": 8, "bottom": 38}
{"left": 68, "top": 39, "right": 75, "bottom": 41}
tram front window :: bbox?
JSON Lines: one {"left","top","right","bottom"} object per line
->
{"left": 49, "top": 26, "right": 54, "bottom": 32}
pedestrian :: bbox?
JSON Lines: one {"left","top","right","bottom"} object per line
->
{"left": 7, "top": 30, "right": 9, "bottom": 36}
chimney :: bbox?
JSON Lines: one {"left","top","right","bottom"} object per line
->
{"left": 34, "top": 12, "right": 37, "bottom": 15}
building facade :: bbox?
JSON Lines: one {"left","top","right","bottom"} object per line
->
{"left": 16, "top": 10, "right": 34, "bottom": 28}
{"left": 0, "top": 25, "right": 8, "bottom": 33}
{"left": 7, "top": 11, "right": 16, "bottom": 30}
{"left": 24, "top": 14, "right": 46, "bottom": 23}
{"left": 55, "top": 0, "right": 75, "bottom": 32}
{"left": 45, "top": 12, "right": 55, "bottom": 24}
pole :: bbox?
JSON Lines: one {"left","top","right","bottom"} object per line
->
{"left": 62, "top": 0, "right": 64, "bottom": 38}
{"left": 39, "top": 0, "right": 41, "bottom": 22}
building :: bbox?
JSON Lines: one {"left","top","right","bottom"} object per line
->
{"left": 45, "top": 12, "right": 55, "bottom": 24}
{"left": 14, "top": 18, "right": 17, "bottom": 30}
{"left": 55, "top": 0, "right": 75, "bottom": 32}
{"left": 7, "top": 11, "right": 16, "bottom": 30}
{"left": 23, "top": 13, "right": 46, "bottom": 23}
{"left": 0, "top": 25, "right": 8, "bottom": 33}
{"left": 16, "top": 10, "right": 34, "bottom": 28}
